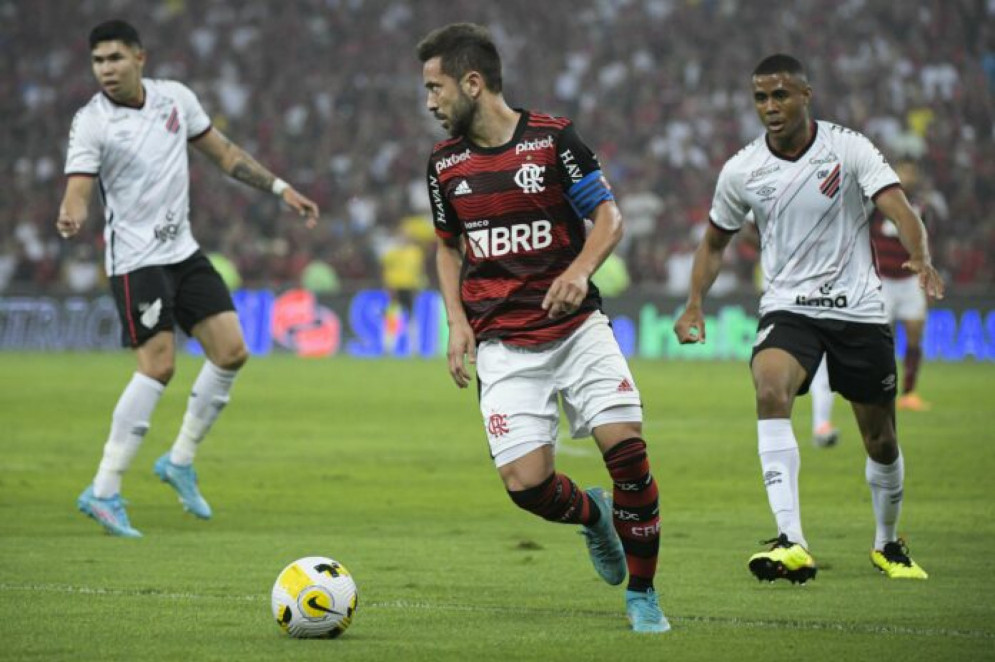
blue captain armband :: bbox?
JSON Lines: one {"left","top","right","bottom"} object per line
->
{"left": 567, "top": 170, "right": 614, "bottom": 218}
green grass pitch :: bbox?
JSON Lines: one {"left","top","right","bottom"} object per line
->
{"left": 0, "top": 353, "right": 992, "bottom": 660}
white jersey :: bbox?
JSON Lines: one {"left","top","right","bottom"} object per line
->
{"left": 711, "top": 120, "right": 899, "bottom": 323}
{"left": 64, "top": 79, "right": 212, "bottom": 275}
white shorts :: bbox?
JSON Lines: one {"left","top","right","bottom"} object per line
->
{"left": 476, "top": 311, "right": 643, "bottom": 467}
{"left": 881, "top": 276, "right": 926, "bottom": 322}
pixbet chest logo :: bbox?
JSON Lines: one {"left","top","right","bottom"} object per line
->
{"left": 515, "top": 135, "right": 553, "bottom": 155}
{"left": 435, "top": 149, "right": 471, "bottom": 174}
{"left": 466, "top": 220, "right": 552, "bottom": 259}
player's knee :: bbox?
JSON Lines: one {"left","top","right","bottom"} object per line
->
{"left": 864, "top": 428, "right": 898, "bottom": 462}
{"left": 215, "top": 343, "right": 249, "bottom": 371}
{"left": 755, "top": 384, "right": 792, "bottom": 417}
{"left": 143, "top": 363, "right": 175, "bottom": 385}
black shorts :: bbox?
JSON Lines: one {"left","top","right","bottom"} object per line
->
{"left": 110, "top": 251, "right": 235, "bottom": 348}
{"left": 750, "top": 311, "right": 897, "bottom": 404}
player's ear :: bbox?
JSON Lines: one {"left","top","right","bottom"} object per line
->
{"left": 461, "top": 71, "right": 483, "bottom": 99}
{"left": 801, "top": 81, "right": 813, "bottom": 105}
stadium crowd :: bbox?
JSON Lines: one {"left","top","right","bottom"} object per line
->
{"left": 3, "top": 0, "right": 993, "bottom": 295}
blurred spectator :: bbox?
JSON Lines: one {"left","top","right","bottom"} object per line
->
{"left": 4, "top": 0, "right": 992, "bottom": 295}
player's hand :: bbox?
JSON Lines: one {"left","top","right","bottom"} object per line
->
{"left": 281, "top": 188, "right": 320, "bottom": 229}
{"left": 446, "top": 321, "right": 477, "bottom": 388}
{"left": 903, "top": 258, "right": 945, "bottom": 300}
{"left": 542, "top": 268, "right": 588, "bottom": 319}
{"left": 56, "top": 209, "right": 84, "bottom": 239}
{"left": 674, "top": 304, "right": 706, "bottom": 344}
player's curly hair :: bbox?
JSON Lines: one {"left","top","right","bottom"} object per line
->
{"left": 417, "top": 23, "right": 503, "bottom": 93}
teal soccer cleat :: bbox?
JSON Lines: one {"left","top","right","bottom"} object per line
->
{"left": 154, "top": 453, "right": 212, "bottom": 519}
{"left": 580, "top": 487, "right": 627, "bottom": 585}
{"left": 76, "top": 485, "right": 142, "bottom": 538}
{"left": 626, "top": 588, "right": 671, "bottom": 633}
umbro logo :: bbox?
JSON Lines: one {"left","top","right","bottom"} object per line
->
{"left": 139, "top": 298, "right": 163, "bottom": 329}
{"left": 453, "top": 179, "right": 472, "bottom": 196}
{"left": 754, "top": 324, "right": 775, "bottom": 347}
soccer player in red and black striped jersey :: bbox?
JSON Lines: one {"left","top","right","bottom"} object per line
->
{"left": 870, "top": 161, "right": 938, "bottom": 411}
{"left": 418, "top": 23, "right": 668, "bottom": 633}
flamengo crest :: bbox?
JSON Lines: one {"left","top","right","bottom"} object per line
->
{"left": 514, "top": 163, "right": 546, "bottom": 194}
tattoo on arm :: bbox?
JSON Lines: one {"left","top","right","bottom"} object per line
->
{"left": 231, "top": 158, "right": 275, "bottom": 192}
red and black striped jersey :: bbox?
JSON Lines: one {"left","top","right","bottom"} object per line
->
{"left": 427, "top": 110, "right": 615, "bottom": 346}
{"left": 870, "top": 198, "right": 931, "bottom": 279}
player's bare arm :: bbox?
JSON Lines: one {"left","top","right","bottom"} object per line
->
{"left": 191, "top": 128, "right": 320, "bottom": 228}
{"left": 874, "top": 187, "right": 945, "bottom": 300}
{"left": 674, "top": 224, "right": 734, "bottom": 344}
{"left": 436, "top": 237, "right": 475, "bottom": 388}
{"left": 56, "top": 175, "right": 96, "bottom": 238}
{"left": 542, "top": 201, "right": 623, "bottom": 319}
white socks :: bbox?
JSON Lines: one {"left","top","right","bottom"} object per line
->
{"left": 866, "top": 451, "right": 904, "bottom": 551}
{"left": 810, "top": 359, "right": 833, "bottom": 432}
{"left": 169, "top": 361, "right": 238, "bottom": 466}
{"left": 93, "top": 373, "right": 165, "bottom": 498}
{"left": 758, "top": 418, "right": 806, "bottom": 548}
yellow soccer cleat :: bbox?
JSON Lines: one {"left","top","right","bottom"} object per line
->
{"left": 748, "top": 534, "right": 817, "bottom": 584}
{"left": 871, "top": 540, "right": 928, "bottom": 579}
{"left": 896, "top": 392, "right": 931, "bottom": 412}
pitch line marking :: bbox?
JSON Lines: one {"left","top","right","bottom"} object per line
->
{"left": 1, "top": 583, "right": 991, "bottom": 640}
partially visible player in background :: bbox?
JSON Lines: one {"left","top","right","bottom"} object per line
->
{"left": 812, "top": 160, "right": 940, "bottom": 444}
{"left": 418, "top": 23, "right": 668, "bottom": 633}
{"left": 59, "top": 20, "right": 319, "bottom": 538}
{"left": 809, "top": 357, "right": 839, "bottom": 447}
{"left": 871, "top": 160, "right": 943, "bottom": 412}
{"left": 675, "top": 54, "right": 943, "bottom": 583}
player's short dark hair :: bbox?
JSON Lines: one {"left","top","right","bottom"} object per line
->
{"left": 89, "top": 20, "right": 142, "bottom": 50}
{"left": 416, "top": 23, "right": 503, "bottom": 93}
{"left": 753, "top": 54, "right": 806, "bottom": 79}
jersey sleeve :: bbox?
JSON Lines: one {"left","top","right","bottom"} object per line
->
{"left": 848, "top": 131, "right": 900, "bottom": 201}
{"left": 64, "top": 107, "right": 101, "bottom": 176}
{"left": 708, "top": 160, "right": 749, "bottom": 233}
{"left": 555, "top": 123, "right": 615, "bottom": 218}
{"left": 427, "top": 160, "right": 460, "bottom": 241}
{"left": 169, "top": 81, "right": 212, "bottom": 140}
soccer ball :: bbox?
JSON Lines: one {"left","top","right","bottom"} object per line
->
{"left": 271, "top": 556, "right": 359, "bottom": 639}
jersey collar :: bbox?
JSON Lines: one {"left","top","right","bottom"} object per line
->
{"left": 465, "top": 109, "right": 529, "bottom": 155}
{"left": 765, "top": 120, "right": 818, "bottom": 162}
{"left": 102, "top": 83, "right": 147, "bottom": 110}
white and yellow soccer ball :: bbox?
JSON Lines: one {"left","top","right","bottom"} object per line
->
{"left": 271, "top": 556, "right": 359, "bottom": 639}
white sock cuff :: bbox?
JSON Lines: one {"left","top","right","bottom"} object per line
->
{"left": 204, "top": 361, "right": 239, "bottom": 382}
{"left": 758, "top": 419, "right": 798, "bottom": 454}
{"left": 866, "top": 449, "right": 905, "bottom": 485}
{"left": 132, "top": 371, "right": 166, "bottom": 393}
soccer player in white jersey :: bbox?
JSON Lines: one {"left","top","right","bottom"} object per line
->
{"left": 58, "top": 21, "right": 319, "bottom": 538}
{"left": 674, "top": 54, "right": 943, "bottom": 581}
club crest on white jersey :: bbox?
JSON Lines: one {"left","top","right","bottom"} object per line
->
{"left": 709, "top": 121, "right": 899, "bottom": 324}
{"left": 64, "top": 78, "right": 211, "bottom": 276}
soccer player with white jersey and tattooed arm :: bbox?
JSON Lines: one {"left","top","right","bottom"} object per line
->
{"left": 58, "top": 20, "right": 319, "bottom": 538}
{"left": 418, "top": 23, "right": 668, "bottom": 632}
{"left": 674, "top": 54, "right": 943, "bottom": 583}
